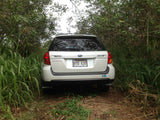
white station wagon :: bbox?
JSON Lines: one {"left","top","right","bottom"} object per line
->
{"left": 41, "top": 34, "right": 115, "bottom": 91}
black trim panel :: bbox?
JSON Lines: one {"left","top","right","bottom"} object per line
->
{"left": 50, "top": 66, "right": 109, "bottom": 76}
{"left": 42, "top": 79, "right": 114, "bottom": 86}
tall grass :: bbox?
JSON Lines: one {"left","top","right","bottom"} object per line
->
{"left": 0, "top": 50, "right": 42, "bottom": 119}
{"left": 112, "top": 46, "right": 160, "bottom": 93}
{"left": 111, "top": 45, "right": 160, "bottom": 116}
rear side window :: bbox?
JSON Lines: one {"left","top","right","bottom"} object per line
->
{"left": 49, "top": 36, "right": 106, "bottom": 51}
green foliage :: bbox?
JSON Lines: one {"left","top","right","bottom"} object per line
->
{"left": 0, "top": 50, "right": 42, "bottom": 119}
{"left": 0, "top": 0, "right": 55, "bottom": 56}
{"left": 77, "top": 0, "right": 160, "bottom": 89}
{"left": 0, "top": 0, "right": 68, "bottom": 119}
{"left": 112, "top": 46, "right": 160, "bottom": 116}
{"left": 51, "top": 96, "right": 91, "bottom": 120}
{"left": 77, "top": 0, "right": 160, "bottom": 59}
{"left": 76, "top": 0, "right": 160, "bottom": 114}
{"left": 112, "top": 46, "right": 160, "bottom": 92}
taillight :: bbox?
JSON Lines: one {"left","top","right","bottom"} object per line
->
{"left": 108, "top": 52, "right": 113, "bottom": 64}
{"left": 43, "top": 51, "right": 50, "bottom": 65}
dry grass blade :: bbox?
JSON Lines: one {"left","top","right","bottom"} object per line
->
{"left": 129, "top": 81, "right": 159, "bottom": 101}
{"left": 128, "top": 80, "right": 160, "bottom": 119}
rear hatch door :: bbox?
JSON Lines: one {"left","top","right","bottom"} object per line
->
{"left": 48, "top": 35, "right": 108, "bottom": 73}
{"left": 49, "top": 51, "right": 108, "bottom": 73}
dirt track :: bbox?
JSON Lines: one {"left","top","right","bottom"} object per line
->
{"left": 13, "top": 85, "right": 157, "bottom": 120}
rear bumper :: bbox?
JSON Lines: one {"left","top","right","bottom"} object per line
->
{"left": 41, "top": 63, "right": 115, "bottom": 87}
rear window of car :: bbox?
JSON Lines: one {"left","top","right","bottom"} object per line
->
{"left": 48, "top": 36, "right": 106, "bottom": 51}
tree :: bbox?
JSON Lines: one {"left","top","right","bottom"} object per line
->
{"left": 76, "top": 0, "right": 160, "bottom": 59}
{"left": 0, "top": 0, "right": 56, "bottom": 56}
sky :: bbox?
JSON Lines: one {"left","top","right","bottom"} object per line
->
{"left": 45, "top": 0, "right": 88, "bottom": 34}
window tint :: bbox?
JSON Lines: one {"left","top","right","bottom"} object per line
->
{"left": 49, "top": 36, "right": 106, "bottom": 51}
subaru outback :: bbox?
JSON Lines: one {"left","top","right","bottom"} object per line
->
{"left": 41, "top": 34, "right": 115, "bottom": 91}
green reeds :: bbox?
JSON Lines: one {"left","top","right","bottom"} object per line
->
{"left": 112, "top": 46, "right": 160, "bottom": 93}
{"left": 112, "top": 46, "right": 160, "bottom": 117}
{"left": 0, "top": 50, "right": 42, "bottom": 119}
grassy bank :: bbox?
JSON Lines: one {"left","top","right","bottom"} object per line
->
{"left": 0, "top": 50, "right": 43, "bottom": 119}
{"left": 111, "top": 46, "right": 160, "bottom": 114}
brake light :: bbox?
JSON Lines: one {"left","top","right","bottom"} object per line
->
{"left": 108, "top": 52, "right": 112, "bottom": 64}
{"left": 43, "top": 51, "right": 50, "bottom": 65}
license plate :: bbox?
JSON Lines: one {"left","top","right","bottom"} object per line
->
{"left": 73, "top": 59, "right": 88, "bottom": 67}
